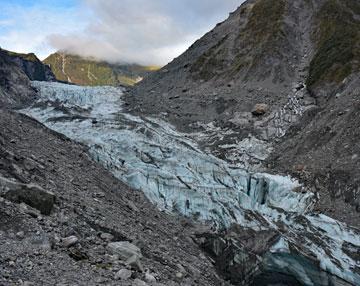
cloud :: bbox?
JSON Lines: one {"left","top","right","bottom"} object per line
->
{"left": 0, "top": 0, "right": 243, "bottom": 64}
{"left": 48, "top": 0, "right": 242, "bottom": 65}
{"left": 0, "top": 1, "right": 88, "bottom": 60}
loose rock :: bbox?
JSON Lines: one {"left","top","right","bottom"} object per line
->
{"left": 107, "top": 241, "right": 142, "bottom": 262}
{"left": 62, "top": 236, "right": 79, "bottom": 248}
{"left": 100, "top": 233, "right": 114, "bottom": 241}
{"left": 176, "top": 272, "right": 184, "bottom": 279}
{"left": 145, "top": 272, "right": 156, "bottom": 283}
{"left": 16, "top": 231, "right": 25, "bottom": 240}
{"left": 115, "top": 268, "right": 132, "bottom": 280}
{"left": 251, "top": 103, "right": 269, "bottom": 116}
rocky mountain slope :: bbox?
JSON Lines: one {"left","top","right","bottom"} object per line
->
{"left": 0, "top": 50, "right": 226, "bottom": 285}
{"left": 1, "top": 48, "right": 56, "bottom": 82}
{"left": 23, "top": 79, "right": 360, "bottom": 286}
{"left": 1, "top": 0, "right": 360, "bottom": 284}
{"left": 127, "top": 0, "right": 360, "bottom": 228}
{"left": 0, "top": 49, "right": 37, "bottom": 108}
{"left": 44, "top": 52, "right": 159, "bottom": 87}
{"left": 0, "top": 110, "right": 225, "bottom": 286}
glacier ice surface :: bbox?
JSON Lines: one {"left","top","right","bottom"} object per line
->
{"left": 22, "top": 81, "right": 360, "bottom": 286}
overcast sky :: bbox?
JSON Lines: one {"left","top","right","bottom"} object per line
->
{"left": 0, "top": 0, "right": 242, "bottom": 65}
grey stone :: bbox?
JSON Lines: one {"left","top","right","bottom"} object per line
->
{"left": 100, "top": 233, "right": 114, "bottom": 241}
{"left": 62, "top": 236, "right": 79, "bottom": 248}
{"left": 107, "top": 241, "right": 142, "bottom": 261}
{"left": 145, "top": 272, "right": 156, "bottom": 283}
{"left": 115, "top": 268, "right": 132, "bottom": 280}
{"left": 126, "top": 253, "right": 144, "bottom": 272}
{"left": 16, "top": 231, "right": 25, "bottom": 240}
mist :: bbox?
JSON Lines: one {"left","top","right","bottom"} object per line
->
{"left": 47, "top": 0, "right": 242, "bottom": 65}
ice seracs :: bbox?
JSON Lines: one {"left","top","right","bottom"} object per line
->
{"left": 22, "top": 81, "right": 360, "bottom": 286}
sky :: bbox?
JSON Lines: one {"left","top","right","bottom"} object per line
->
{"left": 0, "top": 0, "right": 242, "bottom": 65}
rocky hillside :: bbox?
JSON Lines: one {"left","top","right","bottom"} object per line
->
{"left": 0, "top": 49, "right": 226, "bottom": 286}
{"left": 1, "top": 1, "right": 360, "bottom": 285}
{"left": 44, "top": 52, "right": 159, "bottom": 87}
{"left": 129, "top": 0, "right": 312, "bottom": 128}
{"left": 1, "top": 48, "right": 56, "bottom": 82}
{"left": 0, "top": 49, "right": 37, "bottom": 108}
{"left": 128, "top": 0, "right": 360, "bottom": 228}
{"left": 0, "top": 110, "right": 224, "bottom": 286}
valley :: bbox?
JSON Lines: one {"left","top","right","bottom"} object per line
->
{"left": 1, "top": 0, "right": 360, "bottom": 285}
{"left": 21, "top": 80, "right": 360, "bottom": 285}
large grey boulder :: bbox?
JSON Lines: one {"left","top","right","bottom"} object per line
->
{"left": 0, "top": 176, "right": 55, "bottom": 215}
{"left": 107, "top": 241, "right": 143, "bottom": 271}
{"left": 107, "top": 241, "right": 142, "bottom": 261}
{"left": 115, "top": 268, "right": 133, "bottom": 280}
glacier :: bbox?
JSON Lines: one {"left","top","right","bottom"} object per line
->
{"left": 22, "top": 81, "right": 360, "bottom": 286}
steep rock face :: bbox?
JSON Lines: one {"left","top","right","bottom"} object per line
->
{"left": 44, "top": 52, "right": 159, "bottom": 87}
{"left": 0, "top": 49, "right": 36, "bottom": 107}
{"left": 2, "top": 49, "right": 56, "bottom": 82}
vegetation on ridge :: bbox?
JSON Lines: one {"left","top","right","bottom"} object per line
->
{"left": 1, "top": 49, "right": 39, "bottom": 62}
{"left": 234, "top": 0, "right": 286, "bottom": 78}
{"left": 190, "top": 0, "right": 286, "bottom": 81}
{"left": 44, "top": 53, "right": 160, "bottom": 87}
{"left": 307, "top": 0, "right": 360, "bottom": 88}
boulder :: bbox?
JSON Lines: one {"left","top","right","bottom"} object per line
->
{"left": 252, "top": 104, "right": 269, "bottom": 116}
{"left": 107, "top": 241, "right": 143, "bottom": 271}
{"left": 115, "top": 269, "right": 133, "bottom": 280}
{"left": 0, "top": 176, "right": 55, "bottom": 215}
{"left": 198, "top": 227, "right": 279, "bottom": 285}
{"left": 107, "top": 241, "right": 142, "bottom": 261}
{"left": 62, "top": 236, "right": 79, "bottom": 248}
{"left": 100, "top": 233, "right": 114, "bottom": 241}
{"left": 145, "top": 272, "right": 156, "bottom": 283}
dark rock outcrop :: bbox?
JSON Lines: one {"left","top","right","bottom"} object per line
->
{"left": 1, "top": 48, "right": 56, "bottom": 82}
{"left": 0, "top": 176, "right": 55, "bottom": 215}
{"left": 0, "top": 49, "right": 36, "bottom": 107}
{"left": 197, "top": 225, "right": 355, "bottom": 286}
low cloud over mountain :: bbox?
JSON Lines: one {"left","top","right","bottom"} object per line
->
{"left": 47, "top": 0, "right": 241, "bottom": 65}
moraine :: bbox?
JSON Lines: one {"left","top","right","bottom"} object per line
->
{"left": 22, "top": 81, "right": 360, "bottom": 286}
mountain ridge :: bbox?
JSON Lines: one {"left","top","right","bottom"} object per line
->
{"left": 44, "top": 52, "right": 160, "bottom": 87}
{"left": 1, "top": 48, "right": 56, "bottom": 83}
